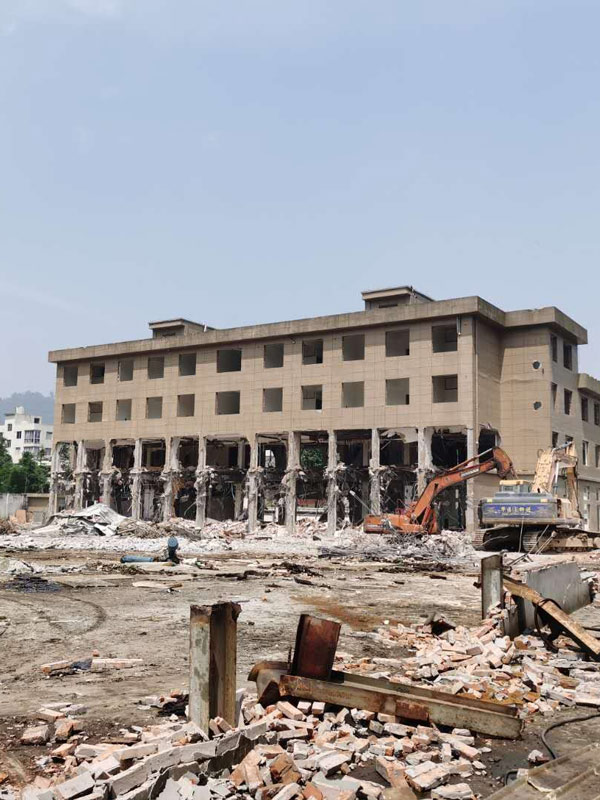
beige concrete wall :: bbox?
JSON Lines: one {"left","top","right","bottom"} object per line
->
{"left": 500, "top": 328, "right": 553, "bottom": 475}
{"left": 52, "top": 317, "right": 477, "bottom": 444}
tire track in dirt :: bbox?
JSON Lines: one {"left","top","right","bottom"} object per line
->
{"left": 0, "top": 591, "right": 106, "bottom": 635}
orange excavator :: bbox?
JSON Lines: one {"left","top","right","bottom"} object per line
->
{"left": 364, "top": 447, "right": 516, "bottom": 534}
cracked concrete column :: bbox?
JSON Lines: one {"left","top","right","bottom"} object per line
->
{"left": 369, "top": 428, "right": 381, "bottom": 516}
{"left": 247, "top": 434, "right": 260, "bottom": 533}
{"left": 234, "top": 441, "right": 245, "bottom": 520}
{"left": 466, "top": 426, "right": 476, "bottom": 532}
{"left": 284, "top": 431, "right": 300, "bottom": 535}
{"left": 131, "top": 438, "right": 143, "bottom": 520}
{"left": 162, "top": 436, "right": 180, "bottom": 522}
{"left": 195, "top": 437, "right": 208, "bottom": 529}
{"left": 73, "top": 440, "right": 87, "bottom": 510}
{"left": 327, "top": 430, "right": 338, "bottom": 536}
{"left": 47, "top": 443, "right": 61, "bottom": 516}
{"left": 417, "top": 427, "right": 433, "bottom": 495}
{"left": 100, "top": 439, "right": 114, "bottom": 508}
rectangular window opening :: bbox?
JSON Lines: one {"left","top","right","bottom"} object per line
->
{"left": 432, "top": 324, "right": 458, "bottom": 353}
{"left": 582, "top": 397, "right": 589, "bottom": 422}
{"left": 552, "top": 431, "right": 559, "bottom": 448}
{"left": 301, "top": 384, "right": 323, "bottom": 410}
{"left": 63, "top": 365, "right": 78, "bottom": 387}
{"left": 88, "top": 401, "right": 103, "bottom": 423}
{"left": 582, "top": 440, "right": 589, "bottom": 466}
{"left": 118, "top": 359, "right": 134, "bottom": 382}
{"left": 564, "top": 389, "right": 573, "bottom": 415}
{"left": 217, "top": 349, "right": 242, "bottom": 373}
{"left": 385, "top": 329, "right": 410, "bottom": 357}
{"left": 386, "top": 378, "right": 410, "bottom": 406}
{"left": 216, "top": 391, "right": 240, "bottom": 415}
{"left": 146, "top": 396, "right": 163, "bottom": 419}
{"left": 264, "top": 343, "right": 284, "bottom": 369}
{"left": 551, "top": 335, "right": 558, "bottom": 362}
{"left": 177, "top": 394, "right": 195, "bottom": 417}
{"left": 116, "top": 399, "right": 132, "bottom": 421}
{"left": 148, "top": 356, "right": 165, "bottom": 379}
{"left": 90, "top": 363, "right": 105, "bottom": 384}
{"left": 595, "top": 403, "right": 600, "bottom": 427}
{"left": 551, "top": 383, "right": 557, "bottom": 409}
{"left": 341, "top": 381, "right": 364, "bottom": 408}
{"left": 342, "top": 334, "right": 365, "bottom": 362}
{"left": 432, "top": 374, "right": 458, "bottom": 403}
{"left": 302, "top": 339, "right": 323, "bottom": 365}
{"left": 179, "top": 352, "right": 197, "bottom": 376}
{"left": 263, "top": 387, "right": 283, "bottom": 412}
{"left": 595, "top": 445, "right": 600, "bottom": 469}
{"left": 564, "top": 343, "right": 573, "bottom": 370}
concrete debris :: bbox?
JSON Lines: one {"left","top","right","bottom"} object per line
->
{"left": 337, "top": 604, "right": 600, "bottom": 719}
{"left": 15, "top": 691, "right": 491, "bottom": 800}
{"left": 41, "top": 657, "right": 143, "bottom": 676}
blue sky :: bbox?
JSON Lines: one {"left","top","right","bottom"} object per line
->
{"left": 1, "top": 0, "right": 599, "bottom": 395}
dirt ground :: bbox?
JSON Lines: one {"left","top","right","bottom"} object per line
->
{"left": 1, "top": 544, "right": 599, "bottom": 798}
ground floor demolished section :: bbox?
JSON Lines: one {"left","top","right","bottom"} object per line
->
{"left": 48, "top": 426, "right": 501, "bottom": 533}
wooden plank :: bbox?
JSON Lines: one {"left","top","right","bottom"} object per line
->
{"left": 505, "top": 578, "right": 600, "bottom": 660}
{"left": 279, "top": 672, "right": 522, "bottom": 739}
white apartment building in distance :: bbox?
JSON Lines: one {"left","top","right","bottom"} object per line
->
{"left": 0, "top": 407, "right": 53, "bottom": 463}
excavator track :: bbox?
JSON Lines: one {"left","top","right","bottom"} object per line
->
{"left": 475, "top": 525, "right": 600, "bottom": 553}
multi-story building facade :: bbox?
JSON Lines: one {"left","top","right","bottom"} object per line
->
{"left": 0, "top": 406, "right": 53, "bottom": 464}
{"left": 47, "top": 287, "right": 600, "bottom": 532}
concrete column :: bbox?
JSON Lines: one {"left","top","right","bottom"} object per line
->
{"left": 195, "top": 437, "right": 208, "bottom": 529}
{"left": 73, "top": 440, "right": 87, "bottom": 510}
{"left": 285, "top": 431, "right": 300, "bottom": 535}
{"left": 369, "top": 428, "right": 381, "bottom": 515}
{"left": 131, "top": 438, "right": 143, "bottom": 520}
{"left": 466, "top": 426, "right": 476, "bottom": 531}
{"left": 327, "top": 430, "right": 338, "bottom": 536}
{"left": 417, "top": 428, "right": 433, "bottom": 495}
{"left": 188, "top": 602, "right": 241, "bottom": 733}
{"left": 162, "top": 436, "right": 180, "bottom": 522}
{"left": 100, "top": 439, "right": 114, "bottom": 508}
{"left": 481, "top": 554, "right": 503, "bottom": 619}
{"left": 47, "top": 443, "right": 61, "bottom": 516}
{"left": 247, "top": 435, "right": 259, "bottom": 533}
{"left": 234, "top": 441, "right": 245, "bottom": 519}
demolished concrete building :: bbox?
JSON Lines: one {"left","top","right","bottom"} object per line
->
{"left": 46, "top": 287, "right": 600, "bottom": 532}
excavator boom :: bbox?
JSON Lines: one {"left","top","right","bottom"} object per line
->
{"left": 364, "top": 447, "right": 516, "bottom": 535}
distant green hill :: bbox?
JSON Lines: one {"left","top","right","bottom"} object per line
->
{"left": 0, "top": 393, "right": 55, "bottom": 424}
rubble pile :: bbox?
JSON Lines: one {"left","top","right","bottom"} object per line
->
{"left": 342, "top": 607, "right": 600, "bottom": 718}
{"left": 319, "top": 532, "right": 478, "bottom": 571}
{"left": 15, "top": 693, "right": 488, "bottom": 800}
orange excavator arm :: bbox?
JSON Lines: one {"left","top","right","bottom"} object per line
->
{"left": 409, "top": 447, "right": 516, "bottom": 531}
{"left": 363, "top": 447, "right": 516, "bottom": 535}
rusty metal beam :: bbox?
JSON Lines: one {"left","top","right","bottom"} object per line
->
{"left": 249, "top": 663, "right": 521, "bottom": 739}
{"left": 504, "top": 577, "right": 600, "bottom": 660}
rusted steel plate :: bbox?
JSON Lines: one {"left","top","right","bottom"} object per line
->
{"left": 291, "top": 614, "right": 341, "bottom": 680}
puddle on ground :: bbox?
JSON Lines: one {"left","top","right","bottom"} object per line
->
{"left": 5, "top": 575, "right": 62, "bottom": 593}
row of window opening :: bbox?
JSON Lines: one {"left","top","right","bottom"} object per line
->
{"left": 60, "top": 374, "right": 460, "bottom": 423}
{"left": 62, "top": 325, "right": 459, "bottom": 386}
